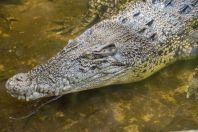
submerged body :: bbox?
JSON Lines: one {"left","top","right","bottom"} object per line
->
{"left": 53, "top": 0, "right": 133, "bottom": 35}
{"left": 6, "top": 0, "right": 198, "bottom": 101}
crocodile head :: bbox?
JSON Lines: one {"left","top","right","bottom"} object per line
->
{"left": 6, "top": 21, "right": 138, "bottom": 101}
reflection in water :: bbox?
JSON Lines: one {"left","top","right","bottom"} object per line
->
{"left": 0, "top": 0, "right": 198, "bottom": 131}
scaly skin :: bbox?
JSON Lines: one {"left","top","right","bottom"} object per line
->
{"left": 6, "top": 0, "right": 198, "bottom": 101}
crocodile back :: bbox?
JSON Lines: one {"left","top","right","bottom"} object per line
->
{"left": 113, "top": 0, "right": 198, "bottom": 43}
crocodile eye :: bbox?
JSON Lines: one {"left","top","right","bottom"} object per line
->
{"left": 93, "top": 43, "right": 117, "bottom": 57}
{"left": 83, "top": 52, "right": 95, "bottom": 60}
{"left": 83, "top": 43, "right": 117, "bottom": 60}
{"left": 100, "top": 43, "right": 117, "bottom": 55}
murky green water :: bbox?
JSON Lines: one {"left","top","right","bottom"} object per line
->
{"left": 0, "top": 0, "right": 198, "bottom": 132}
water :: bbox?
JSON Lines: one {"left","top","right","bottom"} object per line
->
{"left": 0, "top": 0, "right": 198, "bottom": 131}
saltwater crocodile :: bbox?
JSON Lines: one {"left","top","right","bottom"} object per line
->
{"left": 6, "top": 0, "right": 198, "bottom": 101}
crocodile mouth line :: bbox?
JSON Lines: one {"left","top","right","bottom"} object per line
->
{"left": 6, "top": 66, "right": 126, "bottom": 101}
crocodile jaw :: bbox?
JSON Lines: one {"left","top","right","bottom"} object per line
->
{"left": 6, "top": 60, "right": 126, "bottom": 101}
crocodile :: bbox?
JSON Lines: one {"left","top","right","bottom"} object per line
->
{"left": 5, "top": 0, "right": 198, "bottom": 101}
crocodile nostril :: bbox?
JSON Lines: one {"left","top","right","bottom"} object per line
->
{"left": 16, "top": 77, "right": 23, "bottom": 82}
{"left": 14, "top": 73, "right": 29, "bottom": 82}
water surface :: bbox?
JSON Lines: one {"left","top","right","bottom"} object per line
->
{"left": 0, "top": 0, "right": 198, "bottom": 131}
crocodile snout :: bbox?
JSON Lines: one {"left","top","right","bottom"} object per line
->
{"left": 6, "top": 73, "right": 36, "bottom": 100}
